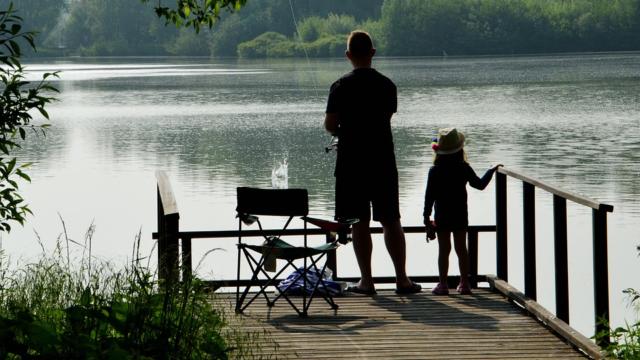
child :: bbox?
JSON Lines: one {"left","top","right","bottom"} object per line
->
{"left": 423, "top": 128, "right": 501, "bottom": 295}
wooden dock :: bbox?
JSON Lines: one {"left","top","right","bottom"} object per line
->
{"left": 226, "top": 285, "right": 596, "bottom": 359}
{"left": 153, "top": 168, "right": 612, "bottom": 359}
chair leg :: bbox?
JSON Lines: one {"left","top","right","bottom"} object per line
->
{"left": 239, "top": 251, "right": 306, "bottom": 316}
{"left": 304, "top": 255, "right": 339, "bottom": 312}
{"left": 267, "top": 259, "right": 306, "bottom": 316}
{"left": 237, "top": 248, "right": 278, "bottom": 313}
{"left": 237, "top": 250, "right": 340, "bottom": 316}
{"left": 311, "top": 260, "right": 339, "bottom": 310}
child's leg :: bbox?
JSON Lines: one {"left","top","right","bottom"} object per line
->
{"left": 453, "top": 230, "right": 470, "bottom": 286}
{"left": 436, "top": 230, "right": 452, "bottom": 285}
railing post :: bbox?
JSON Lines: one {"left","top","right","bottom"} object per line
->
{"left": 593, "top": 208, "right": 610, "bottom": 346}
{"left": 157, "top": 187, "right": 166, "bottom": 279}
{"left": 468, "top": 230, "right": 478, "bottom": 289}
{"left": 553, "top": 195, "right": 569, "bottom": 323}
{"left": 523, "top": 182, "right": 537, "bottom": 300}
{"left": 181, "top": 237, "right": 192, "bottom": 281}
{"left": 495, "top": 171, "right": 508, "bottom": 281}
{"left": 157, "top": 186, "right": 180, "bottom": 285}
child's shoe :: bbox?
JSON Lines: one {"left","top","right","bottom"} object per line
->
{"left": 456, "top": 283, "right": 473, "bottom": 295}
{"left": 431, "top": 282, "right": 449, "bottom": 295}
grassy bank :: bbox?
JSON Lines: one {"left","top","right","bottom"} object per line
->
{"left": 0, "top": 232, "right": 278, "bottom": 359}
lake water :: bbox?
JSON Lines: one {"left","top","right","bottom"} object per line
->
{"left": 2, "top": 53, "right": 639, "bottom": 337}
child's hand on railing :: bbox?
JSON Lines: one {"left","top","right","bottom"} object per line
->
{"left": 491, "top": 163, "right": 504, "bottom": 171}
{"left": 424, "top": 218, "right": 436, "bottom": 242}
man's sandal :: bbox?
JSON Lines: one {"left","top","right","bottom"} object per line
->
{"left": 395, "top": 281, "right": 422, "bottom": 294}
{"left": 431, "top": 283, "right": 449, "bottom": 295}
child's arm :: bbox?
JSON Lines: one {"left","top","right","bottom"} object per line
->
{"left": 468, "top": 164, "right": 502, "bottom": 190}
{"left": 423, "top": 167, "right": 437, "bottom": 241}
{"left": 423, "top": 167, "right": 436, "bottom": 223}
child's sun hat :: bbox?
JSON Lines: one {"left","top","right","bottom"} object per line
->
{"left": 431, "top": 127, "right": 465, "bottom": 155}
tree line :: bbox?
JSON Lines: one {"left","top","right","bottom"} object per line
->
{"left": 5, "top": 0, "right": 640, "bottom": 58}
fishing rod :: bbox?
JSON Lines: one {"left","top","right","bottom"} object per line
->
{"left": 288, "top": 0, "right": 337, "bottom": 154}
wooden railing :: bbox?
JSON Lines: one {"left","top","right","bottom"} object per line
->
{"left": 153, "top": 170, "right": 495, "bottom": 287}
{"left": 495, "top": 167, "right": 614, "bottom": 345}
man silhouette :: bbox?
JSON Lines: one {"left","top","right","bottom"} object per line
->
{"left": 324, "top": 30, "right": 421, "bottom": 295}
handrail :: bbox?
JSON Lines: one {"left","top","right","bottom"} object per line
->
{"left": 152, "top": 224, "right": 496, "bottom": 292}
{"left": 156, "top": 170, "right": 179, "bottom": 215}
{"left": 495, "top": 166, "right": 613, "bottom": 347}
{"left": 151, "top": 225, "right": 497, "bottom": 240}
{"left": 498, "top": 167, "right": 613, "bottom": 212}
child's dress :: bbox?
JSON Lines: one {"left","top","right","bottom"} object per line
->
{"left": 423, "top": 162, "right": 495, "bottom": 231}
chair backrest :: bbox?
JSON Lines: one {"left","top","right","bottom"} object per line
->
{"left": 236, "top": 187, "right": 309, "bottom": 217}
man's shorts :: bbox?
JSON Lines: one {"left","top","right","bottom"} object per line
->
{"left": 335, "top": 173, "right": 400, "bottom": 223}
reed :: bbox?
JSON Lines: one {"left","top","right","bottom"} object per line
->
{"left": 0, "top": 227, "right": 279, "bottom": 359}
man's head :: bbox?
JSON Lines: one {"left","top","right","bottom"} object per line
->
{"left": 346, "top": 30, "right": 375, "bottom": 67}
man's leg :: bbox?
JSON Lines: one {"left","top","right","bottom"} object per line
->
{"left": 351, "top": 220, "right": 375, "bottom": 291}
{"left": 380, "top": 218, "right": 414, "bottom": 289}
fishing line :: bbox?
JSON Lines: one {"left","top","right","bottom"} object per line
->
{"left": 288, "top": 0, "right": 322, "bottom": 101}
{"left": 288, "top": 0, "right": 338, "bottom": 153}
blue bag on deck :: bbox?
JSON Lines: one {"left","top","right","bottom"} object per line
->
{"left": 277, "top": 267, "right": 343, "bottom": 296}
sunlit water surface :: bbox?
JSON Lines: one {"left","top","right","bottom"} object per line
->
{"left": 3, "top": 54, "right": 639, "bottom": 337}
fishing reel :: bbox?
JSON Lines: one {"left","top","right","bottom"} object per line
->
{"left": 324, "top": 136, "right": 339, "bottom": 153}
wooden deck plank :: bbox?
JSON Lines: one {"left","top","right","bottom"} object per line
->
{"left": 219, "top": 288, "right": 592, "bottom": 359}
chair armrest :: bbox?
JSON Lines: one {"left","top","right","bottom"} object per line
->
{"left": 302, "top": 216, "right": 359, "bottom": 244}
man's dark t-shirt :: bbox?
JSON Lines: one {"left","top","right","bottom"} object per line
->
{"left": 326, "top": 68, "right": 398, "bottom": 178}
{"left": 326, "top": 68, "right": 399, "bottom": 221}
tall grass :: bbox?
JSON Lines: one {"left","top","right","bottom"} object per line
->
{"left": 595, "top": 247, "right": 640, "bottom": 359}
{"left": 0, "top": 227, "right": 279, "bottom": 359}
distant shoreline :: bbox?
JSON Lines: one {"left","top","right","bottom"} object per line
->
{"left": 23, "top": 49, "right": 640, "bottom": 62}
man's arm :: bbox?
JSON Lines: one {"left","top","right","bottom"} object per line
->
{"left": 324, "top": 113, "right": 339, "bottom": 135}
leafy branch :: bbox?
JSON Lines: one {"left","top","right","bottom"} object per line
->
{"left": 0, "top": 2, "right": 58, "bottom": 232}
{"left": 141, "top": 0, "right": 247, "bottom": 33}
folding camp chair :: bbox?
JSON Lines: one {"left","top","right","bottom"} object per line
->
{"left": 235, "top": 187, "right": 351, "bottom": 317}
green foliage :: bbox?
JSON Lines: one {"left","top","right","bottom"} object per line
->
{"left": 296, "top": 13, "right": 356, "bottom": 42}
{"left": 209, "top": 0, "right": 382, "bottom": 57}
{"left": 8, "top": 0, "right": 640, "bottom": 57}
{"left": 237, "top": 31, "right": 294, "bottom": 58}
{"left": 0, "top": 0, "right": 66, "bottom": 50}
{"left": 65, "top": 0, "right": 178, "bottom": 56}
{"left": 0, "top": 3, "right": 58, "bottom": 232}
{"left": 302, "top": 35, "right": 345, "bottom": 58}
{"left": 595, "top": 315, "right": 640, "bottom": 358}
{"left": 0, "top": 231, "right": 277, "bottom": 358}
{"left": 165, "top": 29, "right": 211, "bottom": 56}
{"left": 141, "top": 0, "right": 247, "bottom": 33}
{"left": 595, "top": 247, "right": 640, "bottom": 358}
{"left": 380, "top": 0, "right": 640, "bottom": 56}
{"left": 238, "top": 12, "right": 369, "bottom": 59}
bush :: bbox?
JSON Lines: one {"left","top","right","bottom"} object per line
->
{"left": 303, "top": 35, "right": 345, "bottom": 57}
{"left": 237, "top": 31, "right": 289, "bottom": 58}
{"left": 0, "top": 3, "right": 58, "bottom": 232}
{"left": 297, "top": 16, "right": 324, "bottom": 42}
{"left": 0, "top": 231, "right": 277, "bottom": 359}
{"left": 323, "top": 13, "right": 357, "bottom": 36}
{"left": 267, "top": 41, "right": 301, "bottom": 58}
